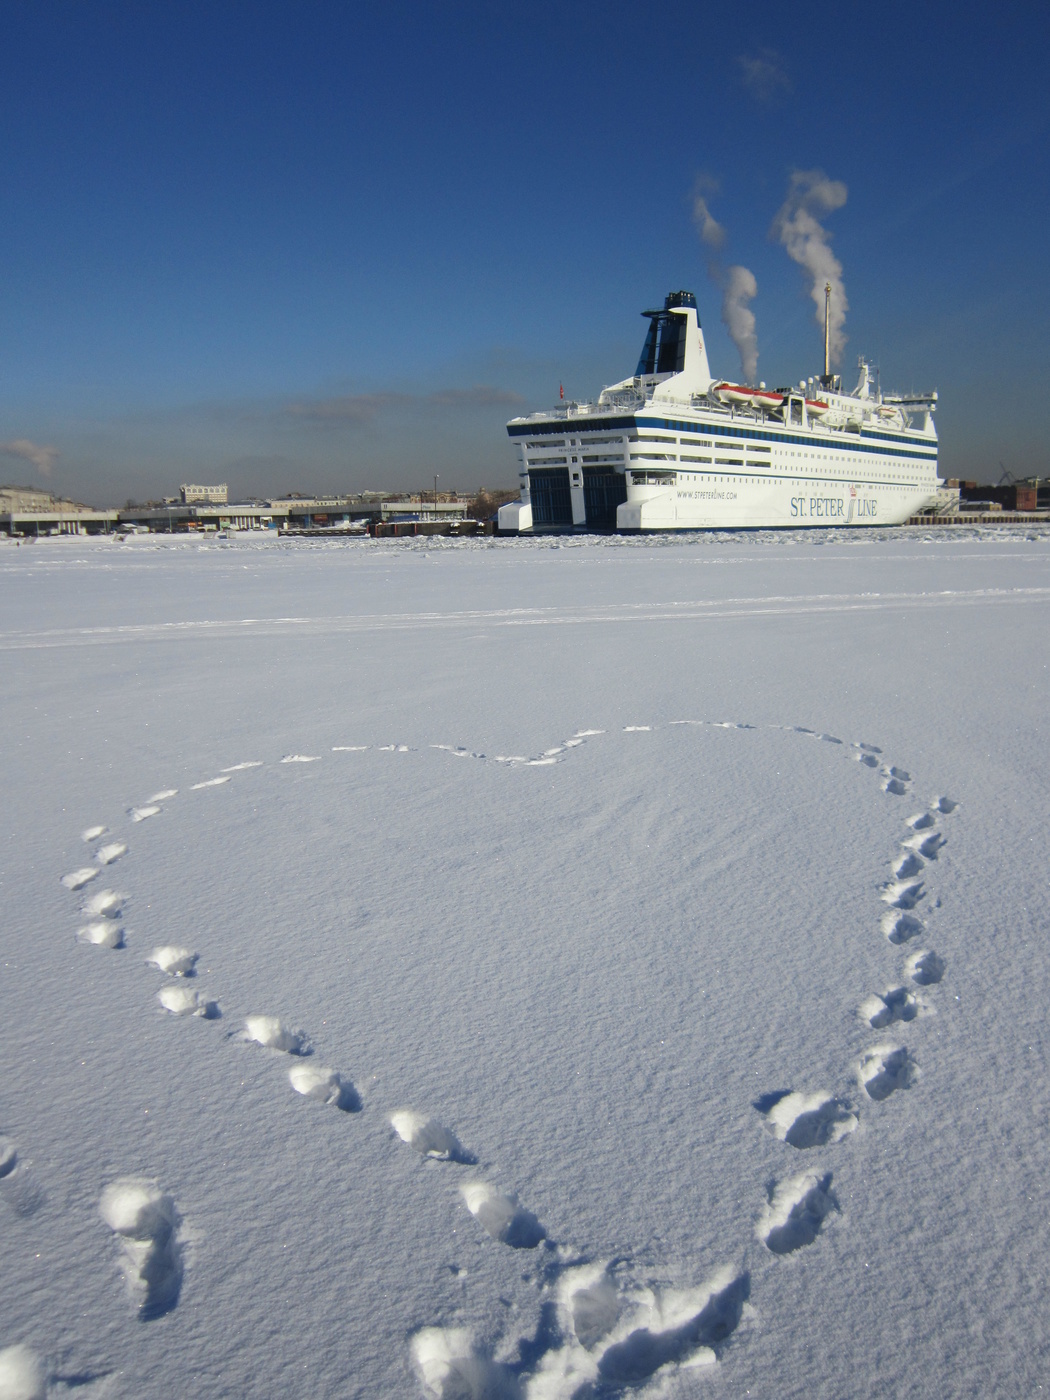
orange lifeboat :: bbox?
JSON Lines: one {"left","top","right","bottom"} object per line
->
{"left": 751, "top": 388, "right": 785, "bottom": 411}
{"left": 713, "top": 381, "right": 755, "bottom": 407}
{"left": 805, "top": 398, "right": 830, "bottom": 418}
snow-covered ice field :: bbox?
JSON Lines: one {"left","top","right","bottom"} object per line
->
{"left": 2, "top": 528, "right": 1049, "bottom": 1398}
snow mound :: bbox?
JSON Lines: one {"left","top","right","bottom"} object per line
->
{"left": 460, "top": 1182, "right": 545, "bottom": 1248}
{"left": 243, "top": 1015, "right": 307, "bottom": 1054}
{"left": 390, "top": 1110, "right": 471, "bottom": 1162}
{"left": 759, "top": 1171, "right": 838, "bottom": 1255}
{"left": 288, "top": 1063, "right": 359, "bottom": 1110}
{"left": 95, "top": 841, "right": 128, "bottom": 865}
{"left": 159, "top": 985, "right": 219, "bottom": 1018}
{"left": 99, "top": 1178, "right": 183, "bottom": 1320}
{"left": 146, "top": 946, "right": 198, "bottom": 977}
{"left": 77, "top": 921, "right": 125, "bottom": 949}
{"left": 761, "top": 1091, "right": 858, "bottom": 1148}
{"left": 0, "top": 1344, "right": 46, "bottom": 1400}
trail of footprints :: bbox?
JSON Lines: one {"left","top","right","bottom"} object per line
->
{"left": 8, "top": 724, "right": 956, "bottom": 1393}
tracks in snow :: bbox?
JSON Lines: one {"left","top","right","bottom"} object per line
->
{"left": 29, "top": 717, "right": 958, "bottom": 1393}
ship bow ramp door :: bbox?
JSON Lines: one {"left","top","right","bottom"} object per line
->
{"left": 528, "top": 467, "right": 573, "bottom": 527}
{"left": 583, "top": 466, "right": 627, "bottom": 529}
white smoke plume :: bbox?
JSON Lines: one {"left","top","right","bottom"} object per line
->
{"left": 0, "top": 438, "right": 58, "bottom": 478}
{"left": 721, "top": 266, "right": 758, "bottom": 383}
{"left": 692, "top": 180, "right": 760, "bottom": 383}
{"left": 771, "top": 169, "right": 849, "bottom": 364}
{"left": 693, "top": 192, "right": 726, "bottom": 250}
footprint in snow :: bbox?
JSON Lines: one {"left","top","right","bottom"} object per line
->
{"left": 933, "top": 795, "right": 958, "bottom": 814}
{"left": 390, "top": 1110, "right": 473, "bottom": 1163}
{"left": 623, "top": 725, "right": 651, "bottom": 732}
{"left": 146, "top": 946, "right": 197, "bottom": 977}
{"left": 221, "top": 761, "right": 263, "bottom": 771}
{"left": 881, "top": 879, "right": 924, "bottom": 911}
{"left": 460, "top": 1182, "right": 546, "bottom": 1248}
{"left": 95, "top": 841, "right": 127, "bottom": 865}
{"left": 410, "top": 1328, "right": 518, "bottom": 1400}
{"left": 902, "top": 830, "right": 945, "bottom": 860}
{"left": 755, "top": 1091, "right": 858, "bottom": 1148}
{"left": 159, "top": 985, "right": 219, "bottom": 1018}
{"left": 130, "top": 805, "right": 161, "bottom": 823}
{"left": 857, "top": 1045, "right": 919, "bottom": 1101}
{"left": 81, "top": 824, "right": 108, "bottom": 843}
{"left": 82, "top": 889, "right": 124, "bottom": 919}
{"left": 882, "top": 772, "right": 910, "bottom": 796}
{"left": 882, "top": 910, "right": 925, "bottom": 944}
{"left": 0, "top": 1345, "right": 47, "bottom": 1400}
{"left": 190, "top": 776, "right": 230, "bottom": 790}
{"left": 280, "top": 754, "right": 320, "bottom": 764}
{"left": 758, "top": 1171, "right": 838, "bottom": 1255}
{"left": 0, "top": 1137, "right": 44, "bottom": 1219}
{"left": 906, "top": 810, "right": 937, "bottom": 830}
{"left": 592, "top": 1268, "right": 749, "bottom": 1387}
{"left": 288, "top": 1063, "right": 360, "bottom": 1111}
{"left": 77, "top": 921, "right": 125, "bottom": 949}
{"left": 61, "top": 867, "right": 99, "bottom": 891}
{"left": 242, "top": 1015, "right": 309, "bottom": 1054}
{"left": 906, "top": 949, "right": 946, "bottom": 985}
{"left": 893, "top": 850, "right": 925, "bottom": 880}
{"left": 859, "top": 987, "right": 926, "bottom": 1029}
{"left": 99, "top": 1179, "right": 183, "bottom": 1320}
{"left": 854, "top": 751, "right": 880, "bottom": 768}
{"left": 148, "top": 789, "right": 178, "bottom": 802}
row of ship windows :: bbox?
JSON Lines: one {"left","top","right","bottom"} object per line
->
{"left": 629, "top": 472, "right": 920, "bottom": 490}
{"left": 526, "top": 449, "right": 929, "bottom": 481}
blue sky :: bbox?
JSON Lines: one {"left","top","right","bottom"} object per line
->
{"left": 0, "top": 0, "right": 1046, "bottom": 503}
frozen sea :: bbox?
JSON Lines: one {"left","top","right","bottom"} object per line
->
{"left": 1, "top": 527, "right": 1049, "bottom": 1399}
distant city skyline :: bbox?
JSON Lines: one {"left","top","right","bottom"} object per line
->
{"left": 0, "top": 0, "right": 1046, "bottom": 506}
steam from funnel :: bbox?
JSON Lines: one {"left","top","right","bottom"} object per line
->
{"left": 693, "top": 193, "right": 726, "bottom": 250}
{"left": 721, "top": 266, "right": 758, "bottom": 382}
{"left": 772, "top": 169, "right": 849, "bottom": 364}
{"left": 692, "top": 180, "right": 760, "bottom": 382}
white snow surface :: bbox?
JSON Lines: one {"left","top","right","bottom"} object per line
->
{"left": 1, "top": 527, "right": 1049, "bottom": 1396}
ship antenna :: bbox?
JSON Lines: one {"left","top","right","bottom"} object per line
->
{"left": 823, "top": 282, "right": 831, "bottom": 385}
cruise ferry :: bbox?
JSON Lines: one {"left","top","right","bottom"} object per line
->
{"left": 497, "top": 290, "right": 940, "bottom": 533}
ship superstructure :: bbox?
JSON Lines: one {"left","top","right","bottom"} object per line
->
{"left": 497, "top": 290, "right": 940, "bottom": 533}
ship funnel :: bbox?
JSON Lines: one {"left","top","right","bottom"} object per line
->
{"left": 634, "top": 290, "right": 713, "bottom": 398}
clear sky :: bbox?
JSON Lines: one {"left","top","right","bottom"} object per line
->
{"left": 0, "top": 0, "right": 1046, "bottom": 504}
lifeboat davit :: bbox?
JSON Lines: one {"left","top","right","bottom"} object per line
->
{"left": 713, "top": 381, "right": 755, "bottom": 407}
{"left": 751, "top": 388, "right": 785, "bottom": 411}
{"left": 805, "top": 398, "right": 830, "bottom": 418}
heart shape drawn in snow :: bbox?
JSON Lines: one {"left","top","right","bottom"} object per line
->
{"left": 51, "top": 720, "right": 956, "bottom": 1396}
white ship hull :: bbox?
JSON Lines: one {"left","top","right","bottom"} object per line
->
{"left": 499, "top": 292, "right": 940, "bottom": 534}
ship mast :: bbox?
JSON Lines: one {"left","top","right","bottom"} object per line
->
{"left": 822, "top": 281, "right": 831, "bottom": 387}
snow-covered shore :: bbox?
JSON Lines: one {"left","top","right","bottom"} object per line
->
{"left": 1, "top": 529, "right": 1048, "bottom": 1398}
